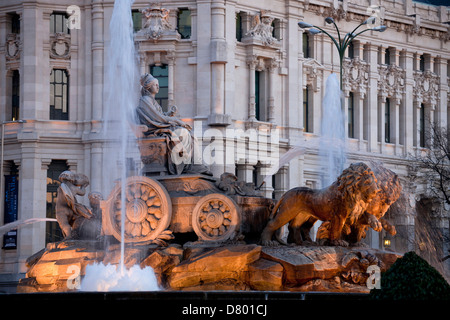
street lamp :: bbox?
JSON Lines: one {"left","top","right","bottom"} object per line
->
{"left": 298, "top": 16, "right": 386, "bottom": 90}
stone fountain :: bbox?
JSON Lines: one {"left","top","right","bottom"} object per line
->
{"left": 16, "top": 1, "right": 403, "bottom": 294}
{"left": 16, "top": 74, "right": 403, "bottom": 293}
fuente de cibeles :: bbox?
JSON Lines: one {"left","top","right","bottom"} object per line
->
{"left": 0, "top": 0, "right": 448, "bottom": 295}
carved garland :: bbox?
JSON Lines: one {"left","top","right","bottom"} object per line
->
{"left": 413, "top": 70, "right": 439, "bottom": 106}
{"left": 377, "top": 64, "right": 406, "bottom": 102}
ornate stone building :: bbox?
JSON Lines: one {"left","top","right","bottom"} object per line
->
{"left": 0, "top": 0, "right": 449, "bottom": 289}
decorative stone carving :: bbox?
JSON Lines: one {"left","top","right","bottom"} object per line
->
{"left": 377, "top": 64, "right": 405, "bottom": 102}
{"left": 55, "top": 171, "right": 102, "bottom": 240}
{"left": 413, "top": 70, "right": 439, "bottom": 106}
{"left": 303, "top": 58, "right": 324, "bottom": 92}
{"left": 342, "top": 57, "right": 368, "bottom": 95}
{"left": 317, "top": 162, "right": 402, "bottom": 245}
{"left": 5, "top": 33, "right": 20, "bottom": 61}
{"left": 140, "top": 3, "right": 175, "bottom": 40}
{"left": 101, "top": 176, "right": 173, "bottom": 244}
{"left": 191, "top": 193, "right": 240, "bottom": 242}
{"left": 245, "top": 10, "right": 277, "bottom": 46}
{"left": 50, "top": 33, "right": 71, "bottom": 60}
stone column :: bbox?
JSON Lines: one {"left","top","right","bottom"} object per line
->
{"left": 355, "top": 92, "right": 365, "bottom": 142}
{"left": 91, "top": 0, "right": 104, "bottom": 121}
{"left": 378, "top": 95, "right": 386, "bottom": 148}
{"left": 21, "top": 3, "right": 43, "bottom": 119}
{"left": 403, "top": 50, "right": 415, "bottom": 151}
{"left": 17, "top": 146, "right": 47, "bottom": 265}
{"left": 166, "top": 50, "right": 176, "bottom": 107}
{"left": 413, "top": 100, "right": 421, "bottom": 147}
{"left": 235, "top": 161, "right": 255, "bottom": 184}
{"left": 392, "top": 98, "right": 400, "bottom": 147}
{"left": 208, "top": 0, "right": 230, "bottom": 126}
{"left": 367, "top": 44, "right": 379, "bottom": 152}
{"left": 257, "top": 162, "right": 273, "bottom": 199}
{"left": 435, "top": 56, "right": 448, "bottom": 129}
{"left": 247, "top": 56, "right": 257, "bottom": 121}
{"left": 267, "top": 58, "right": 277, "bottom": 123}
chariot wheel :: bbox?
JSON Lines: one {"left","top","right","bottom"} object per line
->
{"left": 105, "top": 176, "right": 172, "bottom": 243}
{"left": 191, "top": 194, "right": 240, "bottom": 242}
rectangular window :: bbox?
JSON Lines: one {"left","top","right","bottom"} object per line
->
{"left": 236, "top": 12, "right": 242, "bottom": 42}
{"left": 419, "top": 55, "right": 425, "bottom": 72}
{"left": 50, "top": 12, "right": 69, "bottom": 34}
{"left": 255, "top": 71, "right": 261, "bottom": 121}
{"left": 177, "top": 8, "right": 191, "bottom": 39}
{"left": 384, "top": 48, "right": 390, "bottom": 65}
{"left": 419, "top": 103, "right": 425, "bottom": 148}
{"left": 132, "top": 9, "right": 142, "bottom": 33}
{"left": 149, "top": 64, "right": 169, "bottom": 112}
{"left": 50, "top": 69, "right": 69, "bottom": 120}
{"left": 348, "top": 41, "right": 354, "bottom": 59}
{"left": 348, "top": 92, "right": 355, "bottom": 138}
{"left": 46, "top": 160, "right": 68, "bottom": 244}
{"left": 385, "top": 98, "right": 391, "bottom": 143}
{"left": 10, "top": 13, "right": 20, "bottom": 34}
{"left": 11, "top": 70, "right": 19, "bottom": 121}
{"left": 303, "top": 33, "right": 310, "bottom": 58}
{"left": 303, "top": 87, "right": 310, "bottom": 132}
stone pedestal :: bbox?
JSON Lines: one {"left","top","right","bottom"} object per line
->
{"left": 18, "top": 241, "right": 401, "bottom": 293}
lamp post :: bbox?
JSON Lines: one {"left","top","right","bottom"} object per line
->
{"left": 298, "top": 16, "right": 387, "bottom": 91}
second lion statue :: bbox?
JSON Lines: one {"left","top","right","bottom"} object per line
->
{"left": 260, "top": 162, "right": 380, "bottom": 246}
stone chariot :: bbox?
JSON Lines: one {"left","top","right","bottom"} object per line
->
{"left": 100, "top": 132, "right": 274, "bottom": 245}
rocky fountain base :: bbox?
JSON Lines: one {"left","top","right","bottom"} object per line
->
{"left": 18, "top": 240, "right": 400, "bottom": 293}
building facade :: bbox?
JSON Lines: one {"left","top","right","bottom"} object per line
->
{"left": 0, "top": 0, "right": 449, "bottom": 288}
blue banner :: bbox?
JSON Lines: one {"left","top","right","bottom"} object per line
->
{"left": 3, "top": 175, "right": 18, "bottom": 249}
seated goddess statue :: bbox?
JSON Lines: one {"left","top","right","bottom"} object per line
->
{"left": 136, "top": 73, "right": 211, "bottom": 176}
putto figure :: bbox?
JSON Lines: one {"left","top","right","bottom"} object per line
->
{"left": 55, "top": 171, "right": 97, "bottom": 239}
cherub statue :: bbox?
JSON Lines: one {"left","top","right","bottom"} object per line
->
{"left": 55, "top": 171, "right": 97, "bottom": 239}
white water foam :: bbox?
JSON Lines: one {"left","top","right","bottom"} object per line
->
{"left": 80, "top": 263, "right": 160, "bottom": 292}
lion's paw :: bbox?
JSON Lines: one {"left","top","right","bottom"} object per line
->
{"left": 330, "top": 239, "right": 349, "bottom": 247}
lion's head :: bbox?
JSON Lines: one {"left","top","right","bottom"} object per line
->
{"left": 335, "top": 163, "right": 380, "bottom": 217}
{"left": 365, "top": 162, "right": 402, "bottom": 218}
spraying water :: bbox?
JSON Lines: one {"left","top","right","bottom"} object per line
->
{"left": 319, "top": 73, "right": 346, "bottom": 187}
{"left": 81, "top": 0, "right": 159, "bottom": 291}
{"left": 0, "top": 218, "right": 57, "bottom": 235}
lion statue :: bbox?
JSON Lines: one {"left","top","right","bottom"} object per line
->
{"left": 317, "top": 162, "right": 402, "bottom": 245}
{"left": 260, "top": 162, "right": 380, "bottom": 246}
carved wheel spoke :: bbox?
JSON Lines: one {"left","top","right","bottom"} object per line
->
{"left": 108, "top": 176, "right": 172, "bottom": 243}
{"left": 192, "top": 194, "right": 240, "bottom": 242}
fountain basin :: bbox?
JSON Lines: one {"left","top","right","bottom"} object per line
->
{"left": 17, "top": 241, "right": 400, "bottom": 293}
